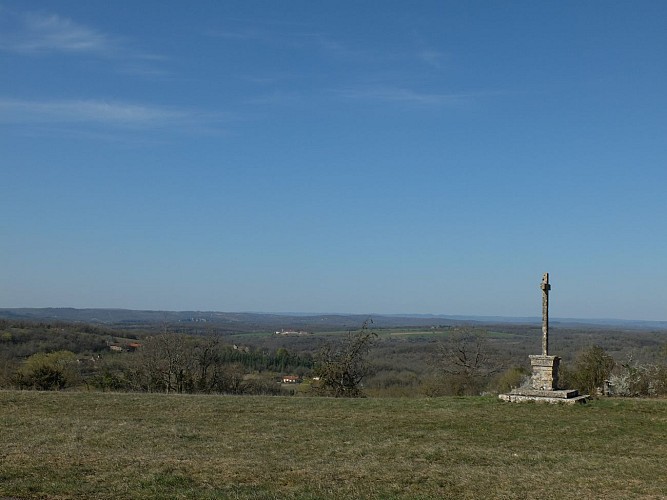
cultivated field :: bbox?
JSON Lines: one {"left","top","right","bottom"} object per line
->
{"left": 1, "top": 391, "right": 666, "bottom": 499}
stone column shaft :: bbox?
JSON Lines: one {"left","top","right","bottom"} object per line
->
{"left": 541, "top": 273, "right": 550, "bottom": 356}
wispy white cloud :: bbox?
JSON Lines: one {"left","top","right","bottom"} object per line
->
{"left": 0, "top": 11, "right": 115, "bottom": 54}
{"left": 207, "top": 28, "right": 267, "bottom": 42}
{"left": 0, "top": 9, "right": 166, "bottom": 76}
{"left": 116, "top": 62, "right": 171, "bottom": 78}
{"left": 0, "top": 98, "right": 225, "bottom": 132}
{"left": 333, "top": 86, "right": 472, "bottom": 106}
{"left": 245, "top": 90, "right": 308, "bottom": 106}
{"left": 312, "top": 35, "right": 384, "bottom": 63}
{"left": 208, "top": 24, "right": 379, "bottom": 63}
{"left": 417, "top": 49, "right": 447, "bottom": 70}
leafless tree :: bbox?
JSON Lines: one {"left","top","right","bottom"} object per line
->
{"left": 436, "top": 328, "right": 500, "bottom": 395}
{"left": 141, "top": 333, "right": 194, "bottom": 393}
{"left": 193, "top": 336, "right": 222, "bottom": 393}
{"left": 315, "top": 320, "right": 377, "bottom": 397}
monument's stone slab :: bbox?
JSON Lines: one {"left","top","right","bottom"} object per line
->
{"left": 510, "top": 388, "right": 579, "bottom": 399}
{"left": 499, "top": 392, "right": 589, "bottom": 404}
{"left": 500, "top": 386, "right": 590, "bottom": 404}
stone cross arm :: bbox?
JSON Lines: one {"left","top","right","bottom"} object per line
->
{"left": 541, "top": 273, "right": 551, "bottom": 291}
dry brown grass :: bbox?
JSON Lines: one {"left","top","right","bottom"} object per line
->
{"left": 1, "top": 391, "right": 666, "bottom": 499}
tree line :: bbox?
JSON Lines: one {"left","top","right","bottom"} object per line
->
{"left": 0, "top": 318, "right": 374, "bottom": 396}
{"left": 6, "top": 335, "right": 315, "bottom": 395}
{"left": 2, "top": 318, "right": 667, "bottom": 398}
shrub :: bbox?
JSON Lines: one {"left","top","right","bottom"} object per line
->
{"left": 493, "top": 366, "right": 529, "bottom": 394}
{"left": 609, "top": 361, "right": 667, "bottom": 397}
{"left": 563, "top": 345, "right": 615, "bottom": 396}
{"left": 15, "top": 351, "right": 80, "bottom": 390}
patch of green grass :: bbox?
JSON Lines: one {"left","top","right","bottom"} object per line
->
{"left": 1, "top": 391, "right": 666, "bottom": 499}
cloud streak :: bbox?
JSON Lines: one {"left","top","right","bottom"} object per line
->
{"left": 0, "top": 9, "right": 165, "bottom": 77}
{"left": 1, "top": 11, "right": 115, "bottom": 55}
{"left": 0, "top": 98, "right": 224, "bottom": 132}
{"left": 417, "top": 49, "right": 446, "bottom": 70}
{"left": 207, "top": 24, "right": 379, "bottom": 63}
{"left": 333, "top": 86, "right": 472, "bottom": 106}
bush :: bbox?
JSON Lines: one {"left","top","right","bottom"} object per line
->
{"left": 240, "top": 374, "right": 281, "bottom": 395}
{"left": 15, "top": 351, "right": 80, "bottom": 390}
{"left": 493, "top": 366, "right": 529, "bottom": 394}
{"left": 561, "top": 345, "right": 615, "bottom": 396}
{"left": 609, "top": 361, "right": 667, "bottom": 397}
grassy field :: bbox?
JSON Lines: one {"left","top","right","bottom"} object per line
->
{"left": 1, "top": 391, "right": 666, "bottom": 499}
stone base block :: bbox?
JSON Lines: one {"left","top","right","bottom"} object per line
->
{"left": 529, "top": 355, "right": 560, "bottom": 391}
{"left": 499, "top": 389, "right": 589, "bottom": 405}
{"left": 510, "top": 389, "right": 579, "bottom": 399}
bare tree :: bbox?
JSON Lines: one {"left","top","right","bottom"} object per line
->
{"left": 141, "top": 334, "right": 194, "bottom": 393}
{"left": 436, "top": 328, "right": 500, "bottom": 395}
{"left": 215, "top": 362, "right": 245, "bottom": 394}
{"left": 193, "top": 336, "right": 222, "bottom": 393}
{"left": 315, "top": 320, "right": 377, "bottom": 397}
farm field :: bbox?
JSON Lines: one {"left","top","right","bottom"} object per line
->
{"left": 1, "top": 391, "right": 666, "bottom": 499}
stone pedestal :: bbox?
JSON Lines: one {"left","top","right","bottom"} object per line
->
{"left": 500, "top": 354, "right": 589, "bottom": 404}
{"left": 529, "top": 355, "right": 560, "bottom": 390}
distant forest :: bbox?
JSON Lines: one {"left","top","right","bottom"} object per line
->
{"left": 1, "top": 311, "right": 666, "bottom": 398}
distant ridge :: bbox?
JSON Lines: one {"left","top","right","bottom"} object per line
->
{"left": 387, "top": 313, "right": 667, "bottom": 330}
{"left": 0, "top": 308, "right": 665, "bottom": 331}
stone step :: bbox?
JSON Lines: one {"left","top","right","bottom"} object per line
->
{"left": 499, "top": 393, "right": 590, "bottom": 404}
{"left": 509, "top": 388, "right": 579, "bottom": 399}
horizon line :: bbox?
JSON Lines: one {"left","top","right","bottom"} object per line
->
{"left": 1, "top": 306, "right": 665, "bottom": 325}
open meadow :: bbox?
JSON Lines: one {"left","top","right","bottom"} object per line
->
{"left": 1, "top": 391, "right": 666, "bottom": 499}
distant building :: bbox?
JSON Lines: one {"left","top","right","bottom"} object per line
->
{"left": 274, "top": 329, "right": 311, "bottom": 336}
{"left": 282, "top": 375, "right": 301, "bottom": 384}
{"left": 109, "top": 342, "right": 142, "bottom": 352}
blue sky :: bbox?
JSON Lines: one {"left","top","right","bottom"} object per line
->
{"left": 1, "top": 1, "right": 666, "bottom": 320}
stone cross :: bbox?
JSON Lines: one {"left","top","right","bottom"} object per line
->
{"left": 541, "top": 272, "right": 551, "bottom": 356}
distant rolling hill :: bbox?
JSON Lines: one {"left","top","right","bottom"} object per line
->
{"left": 0, "top": 307, "right": 665, "bottom": 331}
